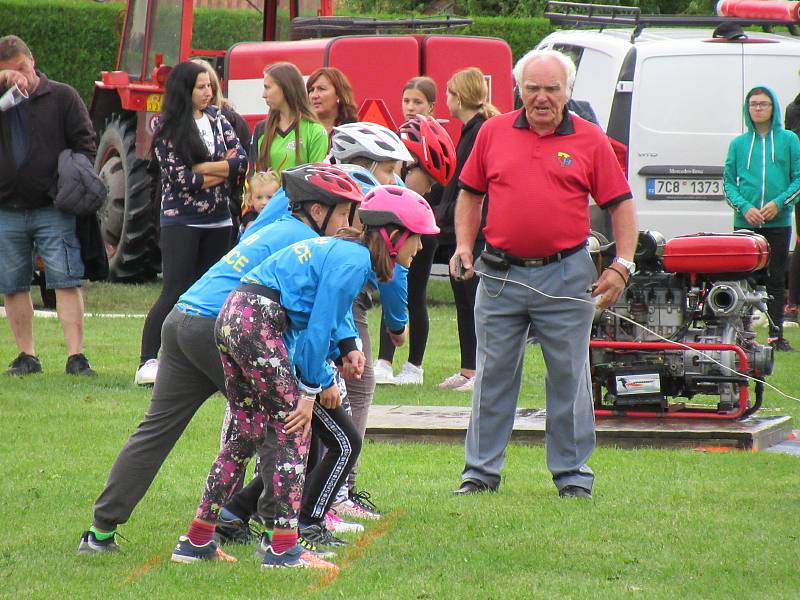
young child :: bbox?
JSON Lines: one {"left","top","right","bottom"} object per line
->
{"left": 239, "top": 170, "right": 280, "bottom": 236}
{"left": 171, "top": 185, "right": 439, "bottom": 569}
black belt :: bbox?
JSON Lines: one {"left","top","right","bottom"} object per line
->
{"left": 485, "top": 242, "right": 586, "bottom": 267}
{"left": 237, "top": 283, "right": 281, "bottom": 303}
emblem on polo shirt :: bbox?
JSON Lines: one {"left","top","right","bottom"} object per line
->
{"left": 557, "top": 151, "right": 573, "bottom": 167}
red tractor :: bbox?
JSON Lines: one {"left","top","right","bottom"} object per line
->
{"left": 90, "top": 0, "right": 514, "bottom": 281}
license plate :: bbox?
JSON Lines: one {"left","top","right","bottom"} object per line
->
{"left": 146, "top": 93, "right": 163, "bottom": 112}
{"left": 646, "top": 177, "right": 723, "bottom": 200}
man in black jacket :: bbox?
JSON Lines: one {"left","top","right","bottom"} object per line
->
{"left": 0, "top": 35, "right": 96, "bottom": 376}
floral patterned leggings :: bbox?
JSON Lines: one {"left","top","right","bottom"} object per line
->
{"left": 196, "top": 288, "right": 309, "bottom": 530}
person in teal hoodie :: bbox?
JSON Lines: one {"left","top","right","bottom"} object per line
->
{"left": 724, "top": 85, "right": 800, "bottom": 351}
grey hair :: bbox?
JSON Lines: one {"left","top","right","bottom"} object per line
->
{"left": 513, "top": 49, "right": 576, "bottom": 99}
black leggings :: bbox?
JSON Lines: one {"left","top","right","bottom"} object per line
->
{"left": 378, "top": 234, "right": 439, "bottom": 367}
{"left": 448, "top": 242, "right": 483, "bottom": 371}
{"left": 743, "top": 226, "right": 791, "bottom": 335}
{"left": 139, "top": 224, "right": 232, "bottom": 363}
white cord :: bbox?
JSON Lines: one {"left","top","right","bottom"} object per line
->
{"left": 475, "top": 268, "right": 800, "bottom": 404}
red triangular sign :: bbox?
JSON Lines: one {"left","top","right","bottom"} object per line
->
{"left": 357, "top": 98, "right": 397, "bottom": 131}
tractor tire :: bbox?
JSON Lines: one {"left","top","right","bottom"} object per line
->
{"left": 95, "top": 117, "right": 161, "bottom": 282}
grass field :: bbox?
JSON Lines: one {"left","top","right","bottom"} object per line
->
{"left": 1, "top": 280, "right": 799, "bottom": 599}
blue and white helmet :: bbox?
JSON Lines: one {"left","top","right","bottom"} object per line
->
{"left": 337, "top": 163, "right": 382, "bottom": 195}
{"left": 331, "top": 122, "right": 413, "bottom": 163}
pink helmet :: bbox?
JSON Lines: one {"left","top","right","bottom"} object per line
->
{"left": 399, "top": 115, "right": 456, "bottom": 185}
{"left": 358, "top": 185, "right": 440, "bottom": 258}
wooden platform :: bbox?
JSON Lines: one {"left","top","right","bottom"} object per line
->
{"left": 365, "top": 405, "right": 793, "bottom": 451}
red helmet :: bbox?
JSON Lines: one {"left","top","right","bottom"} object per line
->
{"left": 283, "top": 163, "right": 364, "bottom": 208}
{"left": 399, "top": 115, "right": 456, "bottom": 185}
{"left": 358, "top": 185, "right": 439, "bottom": 257}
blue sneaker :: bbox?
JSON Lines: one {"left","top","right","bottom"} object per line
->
{"left": 255, "top": 531, "right": 335, "bottom": 560}
{"left": 260, "top": 543, "right": 337, "bottom": 570}
{"left": 78, "top": 530, "right": 120, "bottom": 554}
{"left": 170, "top": 535, "right": 237, "bottom": 563}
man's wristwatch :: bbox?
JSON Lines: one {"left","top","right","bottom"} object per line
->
{"left": 613, "top": 257, "right": 636, "bottom": 275}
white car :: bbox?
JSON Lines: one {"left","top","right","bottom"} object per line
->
{"left": 537, "top": 8, "right": 800, "bottom": 240}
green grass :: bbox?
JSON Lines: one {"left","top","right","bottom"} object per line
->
{"left": 1, "top": 280, "right": 799, "bottom": 599}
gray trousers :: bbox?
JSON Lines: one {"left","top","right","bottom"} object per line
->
{"left": 93, "top": 308, "right": 225, "bottom": 531}
{"left": 462, "top": 249, "right": 597, "bottom": 492}
{"left": 345, "top": 294, "right": 375, "bottom": 490}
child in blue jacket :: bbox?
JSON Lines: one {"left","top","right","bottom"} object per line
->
{"left": 173, "top": 185, "right": 439, "bottom": 569}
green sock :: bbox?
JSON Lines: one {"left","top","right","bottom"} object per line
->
{"left": 89, "top": 526, "right": 115, "bottom": 541}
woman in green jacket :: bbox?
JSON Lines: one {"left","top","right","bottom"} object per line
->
{"left": 724, "top": 85, "right": 800, "bottom": 351}
{"left": 252, "top": 62, "right": 328, "bottom": 174}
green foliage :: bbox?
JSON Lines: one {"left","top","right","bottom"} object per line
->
{"left": 462, "top": 16, "right": 553, "bottom": 60}
{"left": 0, "top": 0, "right": 263, "bottom": 103}
{"left": 0, "top": 0, "right": 120, "bottom": 102}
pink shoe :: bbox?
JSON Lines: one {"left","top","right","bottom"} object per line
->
{"left": 325, "top": 511, "right": 364, "bottom": 533}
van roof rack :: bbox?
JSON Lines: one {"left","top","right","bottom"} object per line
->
{"left": 290, "top": 15, "right": 473, "bottom": 39}
{"left": 544, "top": 1, "right": 798, "bottom": 42}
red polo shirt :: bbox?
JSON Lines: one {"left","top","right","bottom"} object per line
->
{"left": 459, "top": 108, "right": 632, "bottom": 258}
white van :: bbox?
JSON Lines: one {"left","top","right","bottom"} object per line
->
{"left": 537, "top": 7, "right": 800, "bottom": 240}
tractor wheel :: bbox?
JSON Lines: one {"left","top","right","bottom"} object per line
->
{"left": 95, "top": 117, "right": 161, "bottom": 282}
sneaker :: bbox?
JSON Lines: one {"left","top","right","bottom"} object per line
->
{"left": 325, "top": 510, "right": 364, "bottom": 534}
{"left": 333, "top": 490, "right": 381, "bottom": 520}
{"left": 438, "top": 372, "right": 470, "bottom": 390}
{"left": 394, "top": 362, "right": 423, "bottom": 385}
{"left": 255, "top": 531, "right": 335, "bottom": 560}
{"left": 134, "top": 358, "right": 158, "bottom": 385}
{"left": 373, "top": 359, "right": 396, "bottom": 385}
{"left": 170, "top": 535, "right": 237, "bottom": 563}
{"left": 78, "top": 530, "right": 119, "bottom": 554}
{"left": 299, "top": 523, "right": 347, "bottom": 547}
{"left": 769, "top": 337, "right": 795, "bottom": 352}
{"left": 5, "top": 352, "right": 42, "bottom": 376}
{"left": 66, "top": 353, "right": 97, "bottom": 376}
{"left": 261, "top": 543, "right": 338, "bottom": 570}
{"left": 214, "top": 514, "right": 255, "bottom": 545}
{"left": 455, "top": 376, "right": 475, "bottom": 392}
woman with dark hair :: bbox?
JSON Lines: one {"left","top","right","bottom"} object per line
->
{"left": 306, "top": 67, "right": 358, "bottom": 135}
{"left": 134, "top": 60, "right": 248, "bottom": 385}
{"left": 252, "top": 62, "right": 328, "bottom": 174}
{"left": 191, "top": 59, "right": 250, "bottom": 236}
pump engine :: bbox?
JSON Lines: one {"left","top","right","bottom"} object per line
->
{"left": 590, "top": 231, "right": 774, "bottom": 419}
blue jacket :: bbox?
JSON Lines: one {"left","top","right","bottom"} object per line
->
{"left": 243, "top": 237, "right": 374, "bottom": 393}
{"left": 247, "top": 186, "right": 409, "bottom": 332}
{"left": 177, "top": 214, "right": 317, "bottom": 318}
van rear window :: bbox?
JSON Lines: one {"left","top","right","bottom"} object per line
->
{"left": 635, "top": 55, "right": 742, "bottom": 134}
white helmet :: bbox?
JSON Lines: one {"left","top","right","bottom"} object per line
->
{"left": 331, "top": 122, "right": 413, "bottom": 163}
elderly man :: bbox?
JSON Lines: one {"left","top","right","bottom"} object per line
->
{"left": 0, "top": 35, "right": 96, "bottom": 376}
{"left": 450, "top": 49, "right": 638, "bottom": 498}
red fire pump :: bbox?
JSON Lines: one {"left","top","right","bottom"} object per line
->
{"left": 590, "top": 231, "right": 774, "bottom": 420}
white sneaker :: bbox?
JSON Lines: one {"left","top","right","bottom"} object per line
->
{"left": 373, "top": 360, "right": 396, "bottom": 385}
{"left": 394, "top": 362, "right": 423, "bottom": 385}
{"left": 438, "top": 372, "right": 470, "bottom": 390}
{"left": 455, "top": 376, "right": 475, "bottom": 392}
{"left": 134, "top": 358, "right": 158, "bottom": 385}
